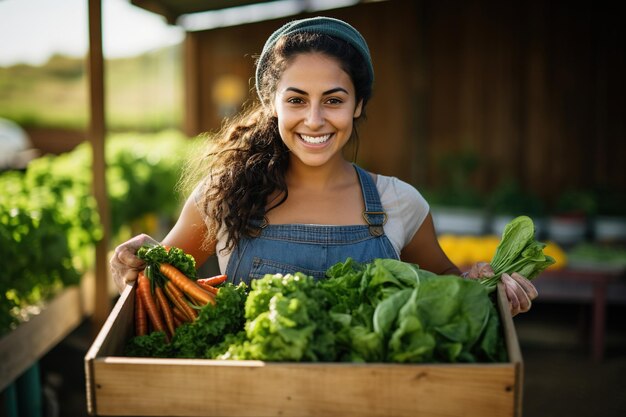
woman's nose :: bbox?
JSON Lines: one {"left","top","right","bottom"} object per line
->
{"left": 304, "top": 104, "right": 324, "bottom": 129}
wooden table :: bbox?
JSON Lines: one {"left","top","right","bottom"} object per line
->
{"left": 533, "top": 265, "right": 626, "bottom": 362}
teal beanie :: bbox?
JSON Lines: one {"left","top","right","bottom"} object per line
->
{"left": 255, "top": 16, "right": 374, "bottom": 100}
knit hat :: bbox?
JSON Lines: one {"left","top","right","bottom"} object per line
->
{"left": 255, "top": 16, "right": 374, "bottom": 100}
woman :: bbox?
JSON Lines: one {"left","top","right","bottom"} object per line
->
{"left": 111, "top": 17, "right": 536, "bottom": 316}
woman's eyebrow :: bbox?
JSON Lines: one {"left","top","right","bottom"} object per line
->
{"left": 284, "top": 87, "right": 349, "bottom": 95}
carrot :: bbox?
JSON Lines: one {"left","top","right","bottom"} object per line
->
{"left": 196, "top": 281, "right": 219, "bottom": 296}
{"left": 160, "top": 263, "right": 214, "bottom": 306}
{"left": 155, "top": 286, "right": 176, "bottom": 338}
{"left": 134, "top": 284, "right": 147, "bottom": 336}
{"left": 173, "top": 315, "right": 183, "bottom": 328}
{"left": 197, "top": 274, "right": 228, "bottom": 287}
{"left": 165, "top": 280, "right": 198, "bottom": 320}
{"left": 172, "top": 306, "right": 190, "bottom": 323}
{"left": 163, "top": 284, "right": 189, "bottom": 320}
{"left": 138, "top": 271, "right": 169, "bottom": 342}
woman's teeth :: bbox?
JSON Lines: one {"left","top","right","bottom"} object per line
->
{"left": 300, "top": 134, "right": 331, "bottom": 144}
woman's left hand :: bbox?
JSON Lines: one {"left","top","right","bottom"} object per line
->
{"left": 501, "top": 272, "right": 538, "bottom": 316}
{"left": 464, "top": 262, "right": 538, "bottom": 316}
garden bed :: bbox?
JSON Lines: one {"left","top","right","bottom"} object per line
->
{"left": 0, "top": 286, "right": 83, "bottom": 391}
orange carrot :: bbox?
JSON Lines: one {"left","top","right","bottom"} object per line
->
{"left": 138, "top": 271, "right": 169, "bottom": 342}
{"left": 155, "top": 286, "right": 175, "bottom": 338}
{"left": 135, "top": 284, "right": 147, "bottom": 336}
{"left": 197, "top": 274, "right": 228, "bottom": 287}
{"left": 173, "top": 315, "right": 183, "bottom": 328}
{"left": 160, "top": 263, "right": 214, "bottom": 305}
{"left": 165, "top": 280, "right": 198, "bottom": 320}
{"left": 196, "top": 281, "right": 219, "bottom": 295}
{"left": 172, "top": 306, "right": 190, "bottom": 323}
{"left": 164, "top": 283, "right": 193, "bottom": 321}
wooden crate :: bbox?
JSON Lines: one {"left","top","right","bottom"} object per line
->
{"left": 1, "top": 286, "right": 83, "bottom": 391}
{"left": 85, "top": 283, "right": 522, "bottom": 417}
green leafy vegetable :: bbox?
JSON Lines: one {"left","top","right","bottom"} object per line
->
{"left": 124, "top": 258, "right": 507, "bottom": 364}
{"left": 137, "top": 244, "right": 197, "bottom": 279}
{"left": 481, "top": 215, "right": 555, "bottom": 292}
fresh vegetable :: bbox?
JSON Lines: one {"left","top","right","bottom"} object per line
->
{"left": 196, "top": 281, "right": 219, "bottom": 295}
{"left": 481, "top": 216, "right": 555, "bottom": 292}
{"left": 134, "top": 284, "right": 148, "bottom": 336}
{"left": 125, "top": 256, "right": 507, "bottom": 363}
{"left": 159, "top": 263, "right": 215, "bottom": 306}
{"left": 125, "top": 282, "right": 248, "bottom": 358}
{"left": 197, "top": 275, "right": 228, "bottom": 287}
{"left": 171, "top": 306, "right": 190, "bottom": 323}
{"left": 155, "top": 286, "right": 176, "bottom": 338}
{"left": 164, "top": 280, "right": 198, "bottom": 321}
{"left": 129, "top": 244, "right": 225, "bottom": 345}
{"left": 137, "top": 245, "right": 196, "bottom": 279}
{"left": 138, "top": 271, "right": 169, "bottom": 342}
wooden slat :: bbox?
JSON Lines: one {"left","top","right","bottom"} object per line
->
{"left": 85, "top": 283, "right": 135, "bottom": 415}
{"left": 497, "top": 283, "right": 523, "bottom": 417}
{"left": 93, "top": 359, "right": 516, "bottom": 417}
{"left": 0, "top": 287, "right": 83, "bottom": 392}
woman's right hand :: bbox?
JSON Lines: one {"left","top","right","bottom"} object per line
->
{"left": 110, "top": 234, "right": 159, "bottom": 293}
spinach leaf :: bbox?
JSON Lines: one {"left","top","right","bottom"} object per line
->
{"left": 482, "top": 216, "right": 556, "bottom": 292}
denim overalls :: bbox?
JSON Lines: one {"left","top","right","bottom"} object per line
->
{"left": 225, "top": 164, "right": 399, "bottom": 284}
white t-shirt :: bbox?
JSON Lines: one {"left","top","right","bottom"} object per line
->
{"left": 202, "top": 174, "right": 430, "bottom": 273}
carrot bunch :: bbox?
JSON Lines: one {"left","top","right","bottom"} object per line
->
{"left": 134, "top": 244, "right": 228, "bottom": 342}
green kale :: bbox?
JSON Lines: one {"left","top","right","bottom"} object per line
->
{"left": 124, "top": 331, "right": 173, "bottom": 358}
{"left": 171, "top": 283, "right": 248, "bottom": 358}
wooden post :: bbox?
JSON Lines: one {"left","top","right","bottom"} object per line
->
{"left": 183, "top": 31, "right": 201, "bottom": 137}
{"left": 87, "top": 0, "right": 111, "bottom": 333}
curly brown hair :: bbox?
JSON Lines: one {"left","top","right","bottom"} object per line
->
{"left": 181, "top": 31, "right": 373, "bottom": 253}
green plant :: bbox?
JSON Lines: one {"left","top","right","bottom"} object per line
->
{"left": 0, "top": 165, "right": 101, "bottom": 335}
{"left": 488, "top": 180, "right": 544, "bottom": 217}
{"left": 553, "top": 189, "right": 597, "bottom": 217}
{"left": 0, "top": 130, "right": 195, "bottom": 334}
{"left": 426, "top": 150, "right": 483, "bottom": 208}
{"left": 593, "top": 186, "right": 626, "bottom": 217}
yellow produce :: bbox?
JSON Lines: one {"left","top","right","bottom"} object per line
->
{"left": 438, "top": 235, "right": 501, "bottom": 267}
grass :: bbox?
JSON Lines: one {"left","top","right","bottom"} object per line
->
{"left": 0, "top": 45, "right": 183, "bottom": 131}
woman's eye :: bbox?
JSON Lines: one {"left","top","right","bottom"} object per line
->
{"left": 287, "top": 97, "right": 304, "bottom": 104}
{"left": 326, "top": 98, "right": 343, "bottom": 105}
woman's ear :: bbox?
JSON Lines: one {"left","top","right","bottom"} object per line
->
{"left": 353, "top": 100, "right": 363, "bottom": 118}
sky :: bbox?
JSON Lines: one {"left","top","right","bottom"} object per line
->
{"left": 0, "top": 0, "right": 184, "bottom": 66}
{"left": 0, "top": 0, "right": 362, "bottom": 66}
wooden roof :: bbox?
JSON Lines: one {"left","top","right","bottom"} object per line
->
{"left": 131, "top": 0, "right": 281, "bottom": 24}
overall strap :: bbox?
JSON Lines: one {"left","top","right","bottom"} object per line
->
{"left": 353, "top": 164, "right": 387, "bottom": 236}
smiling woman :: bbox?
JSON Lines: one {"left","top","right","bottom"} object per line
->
{"left": 110, "top": 16, "right": 538, "bottom": 318}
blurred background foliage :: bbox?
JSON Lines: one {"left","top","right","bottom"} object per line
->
{"left": 0, "top": 130, "right": 195, "bottom": 334}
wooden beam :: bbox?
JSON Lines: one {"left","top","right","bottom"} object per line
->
{"left": 88, "top": 0, "right": 111, "bottom": 333}
{"left": 184, "top": 31, "right": 202, "bottom": 136}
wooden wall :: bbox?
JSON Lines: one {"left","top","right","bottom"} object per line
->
{"left": 183, "top": 0, "right": 625, "bottom": 205}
